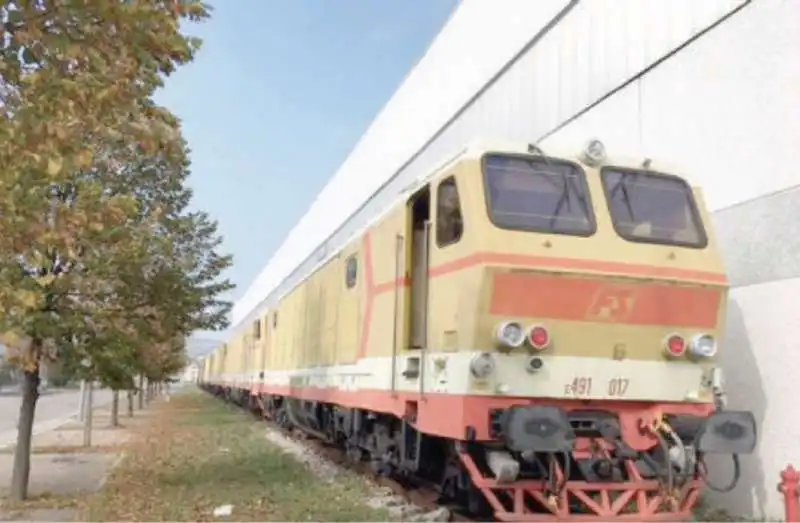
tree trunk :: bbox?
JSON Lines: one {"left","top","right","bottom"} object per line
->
{"left": 126, "top": 390, "right": 134, "bottom": 417}
{"left": 9, "top": 365, "right": 40, "bottom": 501}
{"left": 137, "top": 375, "right": 144, "bottom": 410}
{"left": 110, "top": 390, "right": 119, "bottom": 427}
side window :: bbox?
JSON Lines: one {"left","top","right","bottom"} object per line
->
{"left": 436, "top": 176, "right": 464, "bottom": 247}
{"left": 252, "top": 319, "right": 261, "bottom": 340}
{"left": 345, "top": 255, "right": 358, "bottom": 289}
{"left": 273, "top": 312, "right": 278, "bottom": 329}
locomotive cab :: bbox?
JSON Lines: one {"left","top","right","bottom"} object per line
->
{"left": 401, "top": 140, "right": 756, "bottom": 520}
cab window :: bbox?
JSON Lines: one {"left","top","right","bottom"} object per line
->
{"left": 483, "top": 154, "right": 595, "bottom": 236}
{"left": 436, "top": 176, "right": 463, "bottom": 247}
{"left": 601, "top": 167, "right": 708, "bottom": 248}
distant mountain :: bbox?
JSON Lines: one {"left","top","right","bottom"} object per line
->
{"left": 185, "top": 337, "right": 221, "bottom": 361}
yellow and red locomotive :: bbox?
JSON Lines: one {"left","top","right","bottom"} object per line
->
{"left": 200, "top": 139, "right": 756, "bottom": 521}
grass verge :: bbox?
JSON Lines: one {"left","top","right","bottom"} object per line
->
{"left": 80, "top": 388, "right": 390, "bottom": 522}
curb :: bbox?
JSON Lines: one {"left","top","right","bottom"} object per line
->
{"left": 95, "top": 451, "right": 128, "bottom": 491}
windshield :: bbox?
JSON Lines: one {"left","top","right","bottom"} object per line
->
{"left": 601, "top": 167, "right": 708, "bottom": 248}
{"left": 482, "top": 154, "right": 595, "bottom": 236}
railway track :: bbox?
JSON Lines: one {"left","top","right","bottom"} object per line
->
{"left": 300, "top": 433, "right": 474, "bottom": 522}
{"left": 231, "top": 395, "right": 476, "bottom": 522}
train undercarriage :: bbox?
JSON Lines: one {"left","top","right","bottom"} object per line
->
{"left": 200, "top": 383, "right": 756, "bottom": 522}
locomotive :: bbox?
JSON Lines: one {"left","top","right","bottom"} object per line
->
{"left": 200, "top": 139, "right": 756, "bottom": 521}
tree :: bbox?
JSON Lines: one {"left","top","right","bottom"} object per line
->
{"left": 0, "top": 0, "right": 229, "bottom": 501}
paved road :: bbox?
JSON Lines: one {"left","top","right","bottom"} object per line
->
{"left": 0, "top": 387, "right": 113, "bottom": 447}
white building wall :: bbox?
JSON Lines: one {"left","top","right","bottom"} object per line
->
{"left": 234, "top": 0, "right": 797, "bottom": 517}
{"left": 539, "top": 1, "right": 799, "bottom": 518}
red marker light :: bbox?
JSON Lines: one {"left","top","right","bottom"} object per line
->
{"left": 664, "top": 334, "right": 686, "bottom": 357}
{"left": 528, "top": 325, "right": 550, "bottom": 351}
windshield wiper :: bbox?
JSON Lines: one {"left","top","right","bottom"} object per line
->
{"left": 608, "top": 172, "right": 637, "bottom": 222}
{"left": 521, "top": 155, "right": 591, "bottom": 230}
{"left": 549, "top": 171, "right": 590, "bottom": 229}
{"left": 549, "top": 176, "right": 570, "bottom": 228}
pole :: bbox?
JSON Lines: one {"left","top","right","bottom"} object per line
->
{"left": 82, "top": 380, "right": 93, "bottom": 447}
{"left": 79, "top": 379, "right": 86, "bottom": 422}
{"left": 137, "top": 374, "right": 144, "bottom": 409}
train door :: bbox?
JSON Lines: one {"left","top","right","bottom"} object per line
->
{"left": 428, "top": 175, "right": 466, "bottom": 353}
{"left": 407, "top": 186, "right": 431, "bottom": 350}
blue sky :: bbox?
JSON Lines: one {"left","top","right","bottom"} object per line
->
{"left": 154, "top": 0, "right": 458, "bottom": 344}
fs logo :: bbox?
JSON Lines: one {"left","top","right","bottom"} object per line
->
{"left": 585, "top": 285, "right": 638, "bottom": 322}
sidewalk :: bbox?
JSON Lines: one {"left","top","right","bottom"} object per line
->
{"left": 0, "top": 398, "right": 157, "bottom": 522}
{"left": 0, "top": 388, "right": 114, "bottom": 448}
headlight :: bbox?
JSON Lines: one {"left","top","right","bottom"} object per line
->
{"left": 581, "top": 138, "right": 606, "bottom": 166}
{"left": 470, "top": 352, "right": 496, "bottom": 379}
{"left": 495, "top": 321, "right": 525, "bottom": 349}
{"left": 688, "top": 334, "right": 717, "bottom": 358}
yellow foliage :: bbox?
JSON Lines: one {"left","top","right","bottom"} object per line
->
{"left": 46, "top": 156, "right": 63, "bottom": 177}
{"left": 14, "top": 289, "right": 41, "bottom": 309}
{"left": 76, "top": 149, "right": 94, "bottom": 169}
{"left": 1, "top": 330, "right": 23, "bottom": 350}
{"left": 34, "top": 274, "right": 56, "bottom": 288}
